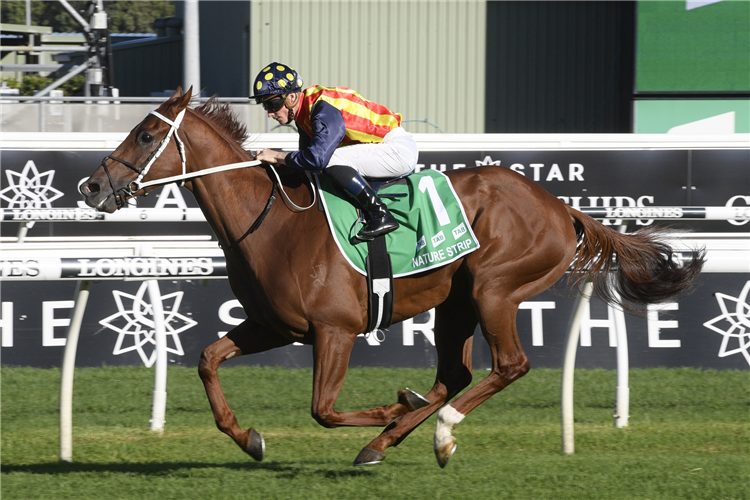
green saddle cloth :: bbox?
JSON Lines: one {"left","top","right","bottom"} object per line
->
{"left": 316, "top": 169, "right": 480, "bottom": 278}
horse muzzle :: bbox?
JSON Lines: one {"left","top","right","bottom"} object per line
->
{"left": 80, "top": 178, "right": 120, "bottom": 213}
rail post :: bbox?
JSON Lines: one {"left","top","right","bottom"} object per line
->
{"left": 561, "top": 280, "right": 593, "bottom": 455}
{"left": 562, "top": 223, "right": 630, "bottom": 454}
{"left": 59, "top": 279, "right": 91, "bottom": 462}
{"left": 148, "top": 278, "right": 168, "bottom": 433}
{"left": 613, "top": 296, "right": 629, "bottom": 429}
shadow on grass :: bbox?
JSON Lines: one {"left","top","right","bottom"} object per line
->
{"left": 1, "top": 460, "right": 377, "bottom": 478}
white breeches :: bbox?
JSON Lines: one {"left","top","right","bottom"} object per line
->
{"left": 328, "top": 127, "right": 418, "bottom": 178}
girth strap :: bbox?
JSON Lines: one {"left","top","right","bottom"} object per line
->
{"left": 365, "top": 235, "right": 394, "bottom": 334}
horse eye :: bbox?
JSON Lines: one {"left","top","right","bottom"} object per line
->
{"left": 139, "top": 132, "right": 153, "bottom": 145}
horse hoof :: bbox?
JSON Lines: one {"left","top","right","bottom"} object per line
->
{"left": 398, "top": 388, "right": 430, "bottom": 411}
{"left": 353, "top": 447, "right": 386, "bottom": 466}
{"left": 434, "top": 437, "right": 457, "bottom": 469}
{"left": 246, "top": 428, "right": 265, "bottom": 462}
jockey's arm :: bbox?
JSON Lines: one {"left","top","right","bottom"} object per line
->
{"left": 285, "top": 101, "right": 346, "bottom": 171}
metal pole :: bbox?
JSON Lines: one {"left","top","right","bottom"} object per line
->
{"left": 561, "top": 279, "right": 593, "bottom": 455}
{"left": 148, "top": 279, "right": 168, "bottom": 433}
{"left": 183, "top": 0, "right": 201, "bottom": 94}
{"left": 613, "top": 224, "right": 630, "bottom": 428}
{"left": 35, "top": 61, "right": 88, "bottom": 97}
{"left": 57, "top": 0, "right": 91, "bottom": 33}
{"left": 613, "top": 296, "right": 630, "bottom": 428}
{"left": 16, "top": 221, "right": 33, "bottom": 243}
{"left": 59, "top": 280, "right": 91, "bottom": 463}
{"left": 562, "top": 223, "right": 631, "bottom": 451}
{"left": 39, "top": 100, "right": 45, "bottom": 132}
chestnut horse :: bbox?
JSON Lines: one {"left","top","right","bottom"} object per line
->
{"left": 80, "top": 88, "right": 703, "bottom": 467}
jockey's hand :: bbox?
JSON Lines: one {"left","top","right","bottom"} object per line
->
{"left": 255, "top": 149, "right": 287, "bottom": 165}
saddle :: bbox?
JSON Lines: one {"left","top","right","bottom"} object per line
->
{"left": 315, "top": 169, "right": 480, "bottom": 336}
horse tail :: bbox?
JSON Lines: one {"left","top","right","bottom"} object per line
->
{"left": 566, "top": 206, "right": 705, "bottom": 313}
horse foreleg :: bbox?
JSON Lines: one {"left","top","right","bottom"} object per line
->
{"left": 198, "top": 319, "right": 292, "bottom": 460}
{"left": 310, "top": 325, "right": 418, "bottom": 430}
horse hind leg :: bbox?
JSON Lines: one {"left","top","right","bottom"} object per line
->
{"left": 354, "top": 281, "right": 478, "bottom": 466}
{"left": 433, "top": 299, "right": 529, "bottom": 468}
{"left": 432, "top": 207, "right": 577, "bottom": 467}
{"left": 432, "top": 254, "right": 572, "bottom": 467}
{"left": 198, "top": 319, "right": 292, "bottom": 461}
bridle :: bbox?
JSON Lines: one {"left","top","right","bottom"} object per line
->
{"left": 100, "top": 109, "right": 188, "bottom": 208}
{"left": 97, "top": 105, "right": 317, "bottom": 243}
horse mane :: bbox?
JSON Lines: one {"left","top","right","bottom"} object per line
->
{"left": 193, "top": 97, "right": 250, "bottom": 151}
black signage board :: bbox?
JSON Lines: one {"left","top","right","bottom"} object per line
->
{"left": 690, "top": 149, "right": 750, "bottom": 232}
{"left": 0, "top": 150, "right": 211, "bottom": 238}
{"left": 2, "top": 148, "right": 749, "bottom": 236}
{"left": 1, "top": 147, "right": 748, "bottom": 369}
{"left": 416, "top": 149, "right": 749, "bottom": 232}
{"left": 0, "top": 274, "right": 747, "bottom": 370}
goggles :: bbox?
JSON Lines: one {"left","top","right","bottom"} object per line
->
{"left": 261, "top": 95, "right": 286, "bottom": 113}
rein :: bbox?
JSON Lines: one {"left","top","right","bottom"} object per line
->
{"left": 223, "top": 181, "right": 278, "bottom": 251}
{"left": 99, "top": 106, "right": 317, "bottom": 242}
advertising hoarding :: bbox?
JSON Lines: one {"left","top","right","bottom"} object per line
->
{"left": 1, "top": 143, "right": 748, "bottom": 370}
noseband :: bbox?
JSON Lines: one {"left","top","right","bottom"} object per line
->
{"left": 100, "top": 109, "right": 187, "bottom": 208}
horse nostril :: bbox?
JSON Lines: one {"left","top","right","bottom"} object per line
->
{"left": 81, "top": 182, "right": 100, "bottom": 196}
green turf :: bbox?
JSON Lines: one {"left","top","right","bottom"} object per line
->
{"left": 2, "top": 366, "right": 748, "bottom": 500}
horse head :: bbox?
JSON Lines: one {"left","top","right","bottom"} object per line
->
{"left": 80, "top": 86, "right": 193, "bottom": 213}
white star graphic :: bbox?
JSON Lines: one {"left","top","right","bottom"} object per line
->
{"left": 0, "top": 160, "right": 64, "bottom": 208}
{"left": 703, "top": 281, "right": 750, "bottom": 366}
{"left": 99, "top": 282, "right": 197, "bottom": 367}
{"left": 475, "top": 155, "right": 502, "bottom": 167}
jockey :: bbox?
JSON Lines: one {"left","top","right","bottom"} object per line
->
{"left": 252, "top": 62, "right": 418, "bottom": 241}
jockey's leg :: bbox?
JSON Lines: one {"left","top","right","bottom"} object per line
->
{"left": 324, "top": 164, "right": 399, "bottom": 241}
{"left": 328, "top": 127, "right": 417, "bottom": 178}
{"left": 324, "top": 127, "right": 418, "bottom": 241}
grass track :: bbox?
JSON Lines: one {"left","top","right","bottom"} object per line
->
{"left": 2, "top": 366, "right": 748, "bottom": 500}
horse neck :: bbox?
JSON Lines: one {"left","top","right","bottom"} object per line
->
{"left": 181, "top": 114, "right": 276, "bottom": 248}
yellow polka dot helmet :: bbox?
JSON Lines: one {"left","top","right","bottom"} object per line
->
{"left": 252, "top": 62, "right": 304, "bottom": 103}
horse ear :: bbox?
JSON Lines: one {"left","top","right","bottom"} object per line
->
{"left": 174, "top": 86, "right": 192, "bottom": 110}
{"left": 155, "top": 86, "right": 191, "bottom": 117}
{"left": 161, "top": 86, "right": 191, "bottom": 114}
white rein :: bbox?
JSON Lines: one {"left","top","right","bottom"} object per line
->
{"left": 130, "top": 108, "right": 316, "bottom": 212}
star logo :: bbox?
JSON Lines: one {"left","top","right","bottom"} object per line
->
{"left": 703, "top": 281, "right": 750, "bottom": 366}
{"left": 0, "top": 160, "right": 64, "bottom": 208}
{"left": 99, "top": 282, "right": 197, "bottom": 367}
{"left": 475, "top": 155, "right": 501, "bottom": 167}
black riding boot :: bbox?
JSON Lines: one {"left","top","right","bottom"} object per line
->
{"left": 325, "top": 165, "right": 399, "bottom": 241}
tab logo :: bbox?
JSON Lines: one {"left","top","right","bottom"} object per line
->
{"left": 452, "top": 223, "right": 467, "bottom": 239}
{"left": 416, "top": 235, "right": 427, "bottom": 252}
{"left": 431, "top": 230, "right": 446, "bottom": 248}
